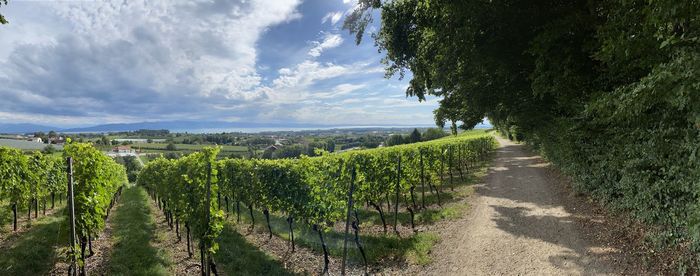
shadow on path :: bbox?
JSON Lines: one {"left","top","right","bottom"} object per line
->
{"left": 473, "top": 137, "right": 636, "bottom": 274}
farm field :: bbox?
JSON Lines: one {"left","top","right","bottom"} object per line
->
{"left": 130, "top": 143, "right": 248, "bottom": 153}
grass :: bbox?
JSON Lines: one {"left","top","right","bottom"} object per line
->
{"left": 107, "top": 185, "right": 170, "bottom": 275}
{"left": 0, "top": 208, "right": 66, "bottom": 275}
{"left": 0, "top": 199, "right": 66, "bottom": 235}
{"left": 227, "top": 204, "right": 441, "bottom": 267}
{"left": 214, "top": 222, "right": 296, "bottom": 276}
{"left": 106, "top": 185, "right": 293, "bottom": 275}
{"left": 219, "top": 158, "right": 492, "bottom": 267}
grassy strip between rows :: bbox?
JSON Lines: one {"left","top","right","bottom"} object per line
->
{"left": 107, "top": 184, "right": 170, "bottom": 275}
{"left": 106, "top": 184, "right": 296, "bottom": 275}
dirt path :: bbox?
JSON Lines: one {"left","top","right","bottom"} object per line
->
{"left": 423, "top": 135, "right": 643, "bottom": 275}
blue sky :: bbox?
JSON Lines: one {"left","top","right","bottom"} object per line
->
{"left": 0, "top": 0, "right": 439, "bottom": 127}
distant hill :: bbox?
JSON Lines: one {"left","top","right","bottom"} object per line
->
{"left": 61, "top": 121, "right": 331, "bottom": 133}
{"left": 0, "top": 120, "right": 491, "bottom": 134}
{"left": 0, "top": 123, "right": 64, "bottom": 134}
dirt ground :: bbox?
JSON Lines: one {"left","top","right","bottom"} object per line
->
{"left": 413, "top": 136, "right": 654, "bottom": 275}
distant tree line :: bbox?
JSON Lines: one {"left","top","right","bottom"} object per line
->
{"left": 385, "top": 128, "right": 448, "bottom": 147}
{"left": 261, "top": 140, "right": 335, "bottom": 159}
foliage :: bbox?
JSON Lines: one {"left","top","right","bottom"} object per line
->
{"left": 114, "top": 155, "right": 143, "bottom": 182}
{"left": 142, "top": 131, "right": 495, "bottom": 238}
{"left": 422, "top": 128, "right": 447, "bottom": 141}
{"left": 138, "top": 147, "right": 224, "bottom": 258}
{"left": 165, "top": 142, "right": 177, "bottom": 151}
{"left": 63, "top": 143, "right": 127, "bottom": 264}
{"left": 0, "top": 0, "right": 7, "bottom": 25}
{"left": 0, "top": 147, "right": 30, "bottom": 209}
{"left": 346, "top": 0, "right": 700, "bottom": 267}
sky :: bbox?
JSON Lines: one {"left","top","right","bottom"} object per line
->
{"left": 0, "top": 0, "right": 440, "bottom": 128}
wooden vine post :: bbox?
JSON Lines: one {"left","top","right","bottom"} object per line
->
{"left": 204, "top": 161, "right": 212, "bottom": 276}
{"left": 341, "top": 166, "right": 357, "bottom": 276}
{"left": 449, "top": 145, "right": 454, "bottom": 191}
{"left": 419, "top": 150, "right": 426, "bottom": 209}
{"left": 67, "top": 157, "right": 77, "bottom": 276}
{"left": 394, "top": 155, "right": 401, "bottom": 235}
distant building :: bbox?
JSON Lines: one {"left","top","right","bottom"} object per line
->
{"left": 113, "top": 145, "right": 134, "bottom": 154}
{"left": 27, "top": 137, "right": 43, "bottom": 143}
{"left": 49, "top": 136, "right": 66, "bottom": 145}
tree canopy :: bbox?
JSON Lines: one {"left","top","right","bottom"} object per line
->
{"left": 346, "top": 0, "right": 700, "bottom": 267}
{"left": 0, "top": 0, "right": 8, "bottom": 25}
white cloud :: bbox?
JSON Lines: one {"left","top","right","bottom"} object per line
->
{"left": 321, "top": 11, "right": 343, "bottom": 25}
{"left": 0, "top": 0, "right": 303, "bottom": 122}
{"left": 308, "top": 32, "right": 344, "bottom": 57}
{"left": 0, "top": 0, "right": 439, "bottom": 126}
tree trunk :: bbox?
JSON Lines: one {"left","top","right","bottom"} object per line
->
{"left": 314, "top": 225, "right": 329, "bottom": 275}
{"left": 186, "top": 223, "right": 192, "bottom": 257}
{"left": 263, "top": 209, "right": 273, "bottom": 239}
{"left": 248, "top": 205, "right": 255, "bottom": 227}
{"left": 410, "top": 186, "right": 417, "bottom": 209}
{"left": 369, "top": 201, "right": 387, "bottom": 233}
{"left": 12, "top": 203, "right": 17, "bottom": 231}
{"left": 88, "top": 234, "right": 94, "bottom": 257}
{"left": 352, "top": 220, "right": 368, "bottom": 272}
{"left": 176, "top": 218, "right": 181, "bottom": 241}
{"left": 429, "top": 179, "right": 442, "bottom": 206}
{"left": 225, "top": 196, "right": 229, "bottom": 213}
{"left": 236, "top": 201, "right": 241, "bottom": 223}
{"left": 287, "top": 216, "right": 295, "bottom": 252}
{"left": 385, "top": 192, "right": 391, "bottom": 212}
{"left": 51, "top": 193, "right": 55, "bottom": 209}
{"left": 407, "top": 207, "right": 416, "bottom": 231}
{"left": 200, "top": 242, "right": 206, "bottom": 276}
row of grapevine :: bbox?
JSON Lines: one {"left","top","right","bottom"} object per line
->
{"left": 138, "top": 133, "right": 495, "bottom": 274}
{"left": 0, "top": 147, "right": 67, "bottom": 231}
{"left": 63, "top": 143, "right": 128, "bottom": 274}
{"left": 138, "top": 147, "right": 224, "bottom": 275}
{"left": 0, "top": 143, "right": 127, "bottom": 275}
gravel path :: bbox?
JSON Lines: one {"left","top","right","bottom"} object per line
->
{"left": 423, "top": 136, "right": 635, "bottom": 275}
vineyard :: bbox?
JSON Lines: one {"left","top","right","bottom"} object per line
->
{"left": 0, "top": 131, "right": 494, "bottom": 275}
{"left": 0, "top": 143, "right": 127, "bottom": 275}
{"left": 138, "top": 131, "right": 496, "bottom": 274}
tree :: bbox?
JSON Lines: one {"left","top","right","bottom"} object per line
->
{"left": 165, "top": 143, "right": 177, "bottom": 151}
{"left": 42, "top": 145, "right": 56, "bottom": 154}
{"left": 114, "top": 156, "right": 142, "bottom": 182}
{"left": 385, "top": 134, "right": 405, "bottom": 147}
{"left": 0, "top": 0, "right": 8, "bottom": 25}
{"left": 100, "top": 136, "right": 110, "bottom": 146}
{"left": 346, "top": 0, "right": 700, "bottom": 266}
{"left": 422, "top": 128, "right": 447, "bottom": 141}
{"left": 409, "top": 128, "right": 421, "bottom": 143}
